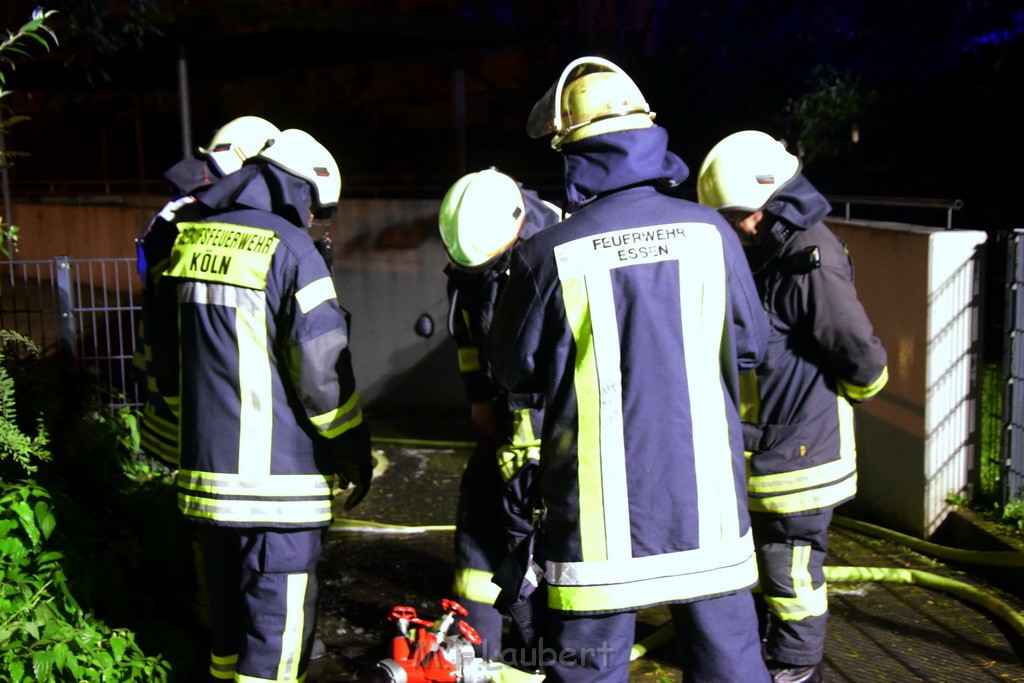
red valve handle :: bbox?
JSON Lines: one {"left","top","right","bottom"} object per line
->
{"left": 458, "top": 620, "right": 482, "bottom": 645}
{"left": 441, "top": 598, "right": 468, "bottom": 617}
{"left": 388, "top": 606, "right": 418, "bottom": 622}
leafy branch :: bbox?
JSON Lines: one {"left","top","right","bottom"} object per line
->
{"left": 0, "top": 7, "right": 58, "bottom": 259}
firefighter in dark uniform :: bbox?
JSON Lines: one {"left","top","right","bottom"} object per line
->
{"left": 487, "top": 56, "right": 772, "bottom": 683}
{"left": 134, "top": 115, "right": 281, "bottom": 468}
{"left": 437, "top": 168, "right": 559, "bottom": 667}
{"left": 150, "top": 128, "right": 373, "bottom": 682}
{"left": 133, "top": 116, "right": 281, "bottom": 633}
{"left": 698, "top": 130, "right": 890, "bottom": 683}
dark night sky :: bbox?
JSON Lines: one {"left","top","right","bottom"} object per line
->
{"left": 2, "top": 1, "right": 1022, "bottom": 231}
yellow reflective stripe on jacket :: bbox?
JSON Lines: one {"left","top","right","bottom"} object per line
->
{"left": 748, "top": 475, "right": 857, "bottom": 514}
{"left": 177, "top": 470, "right": 333, "bottom": 524}
{"left": 498, "top": 409, "right": 542, "bottom": 482}
{"left": 838, "top": 365, "right": 889, "bottom": 402}
{"left": 310, "top": 391, "right": 364, "bottom": 438}
{"left": 458, "top": 346, "right": 481, "bottom": 373}
{"left": 674, "top": 228, "right": 737, "bottom": 543}
{"left": 560, "top": 273, "right": 610, "bottom": 562}
{"left": 166, "top": 222, "right": 279, "bottom": 289}
{"left": 210, "top": 652, "right": 237, "bottom": 680}
{"left": 739, "top": 371, "right": 759, "bottom": 423}
{"left": 163, "top": 393, "right": 181, "bottom": 420}
{"left": 235, "top": 286, "right": 274, "bottom": 475}
{"left": 497, "top": 443, "right": 541, "bottom": 483}
{"left": 178, "top": 493, "right": 333, "bottom": 525}
{"left": 747, "top": 398, "right": 858, "bottom": 514}
{"left": 763, "top": 544, "right": 828, "bottom": 621}
{"left": 453, "top": 567, "right": 501, "bottom": 605}
{"left": 178, "top": 471, "right": 332, "bottom": 496}
{"left": 295, "top": 276, "right": 336, "bottom": 314}
{"left": 140, "top": 404, "right": 180, "bottom": 466}
{"left": 547, "top": 536, "right": 758, "bottom": 612}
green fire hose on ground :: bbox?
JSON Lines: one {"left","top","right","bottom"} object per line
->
{"left": 630, "top": 514, "right": 1024, "bottom": 662}
{"left": 344, "top": 444, "right": 1024, "bottom": 666}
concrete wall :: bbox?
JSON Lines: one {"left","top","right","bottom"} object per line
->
{"left": 828, "top": 219, "right": 987, "bottom": 537}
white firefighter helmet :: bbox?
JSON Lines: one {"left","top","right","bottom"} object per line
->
{"left": 697, "top": 130, "right": 801, "bottom": 212}
{"left": 198, "top": 115, "right": 280, "bottom": 176}
{"left": 438, "top": 168, "right": 526, "bottom": 270}
{"left": 527, "top": 56, "right": 655, "bottom": 150}
{"left": 257, "top": 128, "right": 342, "bottom": 209}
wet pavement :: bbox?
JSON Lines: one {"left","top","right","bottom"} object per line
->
{"left": 307, "top": 421, "right": 1024, "bottom": 682}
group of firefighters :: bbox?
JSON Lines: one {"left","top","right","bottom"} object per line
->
{"left": 134, "top": 55, "right": 888, "bottom": 683}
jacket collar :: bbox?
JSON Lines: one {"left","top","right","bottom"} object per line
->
{"left": 198, "top": 162, "right": 313, "bottom": 228}
{"left": 746, "top": 173, "right": 833, "bottom": 272}
{"left": 560, "top": 126, "right": 689, "bottom": 212}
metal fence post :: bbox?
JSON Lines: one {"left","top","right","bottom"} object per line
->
{"left": 54, "top": 255, "right": 77, "bottom": 362}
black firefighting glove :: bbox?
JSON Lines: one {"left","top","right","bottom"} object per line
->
{"left": 330, "top": 422, "right": 374, "bottom": 511}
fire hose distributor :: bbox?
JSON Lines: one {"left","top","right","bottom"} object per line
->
{"left": 373, "top": 599, "right": 496, "bottom": 683}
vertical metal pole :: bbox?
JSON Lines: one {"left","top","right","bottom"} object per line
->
{"left": 178, "top": 44, "right": 193, "bottom": 158}
{"left": 55, "top": 255, "right": 77, "bottom": 365}
{"left": 454, "top": 64, "right": 466, "bottom": 176}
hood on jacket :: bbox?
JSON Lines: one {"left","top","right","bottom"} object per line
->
{"left": 560, "top": 125, "right": 689, "bottom": 212}
{"left": 763, "top": 172, "right": 832, "bottom": 232}
{"left": 197, "top": 162, "right": 314, "bottom": 228}
{"left": 747, "top": 172, "right": 833, "bottom": 271}
{"left": 164, "top": 157, "right": 218, "bottom": 197}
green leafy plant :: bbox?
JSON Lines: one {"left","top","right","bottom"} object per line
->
{"left": 0, "top": 332, "right": 175, "bottom": 680}
{"left": 1001, "top": 499, "right": 1024, "bottom": 533}
{"left": 782, "top": 64, "right": 877, "bottom": 164}
{"left": 0, "top": 331, "right": 50, "bottom": 475}
{"left": 0, "top": 7, "right": 58, "bottom": 258}
{"left": 0, "top": 480, "right": 172, "bottom": 682}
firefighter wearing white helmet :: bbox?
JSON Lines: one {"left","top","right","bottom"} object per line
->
{"left": 257, "top": 128, "right": 342, "bottom": 214}
{"left": 198, "top": 115, "right": 281, "bottom": 177}
{"left": 489, "top": 56, "right": 772, "bottom": 682}
{"left": 151, "top": 127, "right": 372, "bottom": 683}
{"left": 697, "top": 130, "right": 801, "bottom": 214}
{"left": 437, "top": 169, "right": 559, "bottom": 672}
{"left": 698, "top": 131, "right": 888, "bottom": 683}
{"left": 439, "top": 168, "right": 527, "bottom": 270}
{"left": 527, "top": 55, "right": 655, "bottom": 150}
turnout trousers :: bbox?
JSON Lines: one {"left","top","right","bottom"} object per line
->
{"left": 453, "top": 435, "right": 509, "bottom": 660}
{"left": 542, "top": 591, "right": 769, "bottom": 683}
{"left": 750, "top": 508, "right": 832, "bottom": 667}
{"left": 197, "top": 525, "right": 323, "bottom": 682}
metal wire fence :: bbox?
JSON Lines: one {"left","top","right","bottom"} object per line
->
{"left": 0, "top": 256, "right": 142, "bottom": 409}
{"left": 1001, "top": 230, "right": 1024, "bottom": 502}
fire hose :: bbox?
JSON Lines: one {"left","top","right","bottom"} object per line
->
{"left": 630, "top": 514, "right": 1024, "bottom": 670}
{"left": 352, "top": 444, "right": 1024, "bottom": 679}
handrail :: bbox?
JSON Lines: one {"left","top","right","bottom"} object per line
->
{"left": 827, "top": 194, "right": 964, "bottom": 230}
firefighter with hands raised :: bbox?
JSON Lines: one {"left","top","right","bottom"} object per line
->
{"left": 150, "top": 128, "right": 373, "bottom": 683}
{"left": 438, "top": 168, "right": 559, "bottom": 675}
{"left": 487, "top": 56, "right": 772, "bottom": 682}
{"left": 697, "top": 129, "right": 889, "bottom": 683}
